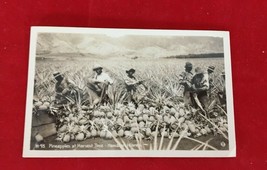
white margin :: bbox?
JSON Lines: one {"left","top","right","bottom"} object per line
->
{"left": 23, "top": 27, "right": 236, "bottom": 158}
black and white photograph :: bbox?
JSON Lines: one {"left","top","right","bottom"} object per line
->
{"left": 23, "top": 27, "right": 235, "bottom": 157}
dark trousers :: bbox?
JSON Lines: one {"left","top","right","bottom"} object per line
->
{"left": 191, "top": 91, "right": 209, "bottom": 110}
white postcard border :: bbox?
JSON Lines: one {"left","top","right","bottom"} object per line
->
{"left": 23, "top": 27, "right": 236, "bottom": 157}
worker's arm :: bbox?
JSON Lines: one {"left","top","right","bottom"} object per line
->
{"left": 124, "top": 76, "right": 139, "bottom": 86}
{"left": 193, "top": 85, "right": 209, "bottom": 91}
{"left": 105, "top": 74, "right": 114, "bottom": 85}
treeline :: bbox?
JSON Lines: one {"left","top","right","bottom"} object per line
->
{"left": 165, "top": 53, "right": 224, "bottom": 59}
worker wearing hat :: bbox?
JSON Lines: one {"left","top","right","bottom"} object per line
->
{"left": 191, "top": 67, "right": 210, "bottom": 110}
{"left": 91, "top": 64, "right": 113, "bottom": 85}
{"left": 53, "top": 72, "right": 65, "bottom": 95}
{"left": 179, "top": 62, "right": 194, "bottom": 90}
{"left": 217, "top": 70, "right": 226, "bottom": 105}
{"left": 124, "top": 68, "right": 146, "bottom": 104}
{"left": 207, "top": 66, "right": 216, "bottom": 97}
{"left": 53, "top": 72, "right": 71, "bottom": 104}
{"left": 178, "top": 62, "right": 194, "bottom": 106}
{"left": 192, "top": 67, "right": 209, "bottom": 91}
{"left": 207, "top": 66, "right": 215, "bottom": 85}
{"left": 88, "top": 64, "right": 113, "bottom": 106}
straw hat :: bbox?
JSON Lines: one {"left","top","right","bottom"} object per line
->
{"left": 195, "top": 67, "right": 204, "bottom": 74}
{"left": 53, "top": 72, "right": 62, "bottom": 78}
{"left": 92, "top": 64, "right": 103, "bottom": 71}
{"left": 207, "top": 66, "right": 215, "bottom": 72}
{"left": 126, "top": 68, "right": 135, "bottom": 74}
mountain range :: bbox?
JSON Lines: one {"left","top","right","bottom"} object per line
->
{"left": 36, "top": 33, "right": 224, "bottom": 59}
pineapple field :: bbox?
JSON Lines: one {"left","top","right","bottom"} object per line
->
{"left": 31, "top": 57, "right": 229, "bottom": 151}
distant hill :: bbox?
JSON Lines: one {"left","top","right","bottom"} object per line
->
{"left": 36, "top": 52, "right": 224, "bottom": 61}
{"left": 36, "top": 52, "right": 103, "bottom": 61}
{"left": 36, "top": 33, "right": 224, "bottom": 59}
{"left": 165, "top": 53, "right": 224, "bottom": 59}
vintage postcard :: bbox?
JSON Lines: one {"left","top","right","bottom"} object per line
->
{"left": 23, "top": 27, "right": 235, "bottom": 157}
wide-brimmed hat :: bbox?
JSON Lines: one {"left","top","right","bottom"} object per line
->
{"left": 126, "top": 68, "right": 135, "bottom": 74}
{"left": 195, "top": 67, "right": 204, "bottom": 74}
{"left": 53, "top": 72, "right": 62, "bottom": 79}
{"left": 92, "top": 64, "right": 103, "bottom": 71}
{"left": 207, "top": 66, "right": 215, "bottom": 72}
{"left": 185, "top": 62, "right": 193, "bottom": 68}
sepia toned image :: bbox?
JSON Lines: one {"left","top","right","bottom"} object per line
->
{"left": 23, "top": 27, "right": 235, "bottom": 157}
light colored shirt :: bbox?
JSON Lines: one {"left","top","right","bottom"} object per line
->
{"left": 93, "top": 72, "right": 113, "bottom": 85}
{"left": 192, "top": 72, "right": 209, "bottom": 89}
{"left": 202, "top": 72, "right": 210, "bottom": 88}
{"left": 179, "top": 71, "right": 193, "bottom": 82}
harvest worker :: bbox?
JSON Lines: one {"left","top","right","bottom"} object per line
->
{"left": 124, "top": 68, "right": 147, "bottom": 104}
{"left": 191, "top": 67, "right": 210, "bottom": 111}
{"left": 178, "top": 62, "right": 194, "bottom": 106}
{"left": 87, "top": 64, "right": 113, "bottom": 106}
{"left": 217, "top": 70, "right": 226, "bottom": 105}
{"left": 207, "top": 66, "right": 215, "bottom": 88}
{"left": 53, "top": 72, "right": 72, "bottom": 104}
{"left": 207, "top": 66, "right": 215, "bottom": 98}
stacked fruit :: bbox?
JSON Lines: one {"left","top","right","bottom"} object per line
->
{"left": 51, "top": 101, "right": 228, "bottom": 143}
{"left": 33, "top": 100, "right": 51, "bottom": 114}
